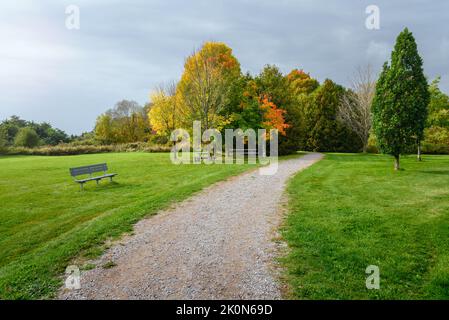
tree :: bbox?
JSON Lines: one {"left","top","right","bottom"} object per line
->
{"left": 177, "top": 42, "right": 241, "bottom": 131}
{"left": 0, "top": 115, "right": 27, "bottom": 145}
{"left": 307, "top": 79, "right": 361, "bottom": 152}
{"left": 29, "top": 122, "right": 70, "bottom": 145}
{"left": 0, "top": 130, "right": 7, "bottom": 153}
{"left": 14, "top": 127, "right": 40, "bottom": 148}
{"left": 149, "top": 82, "right": 181, "bottom": 138}
{"left": 287, "top": 69, "right": 320, "bottom": 151}
{"left": 427, "top": 77, "right": 449, "bottom": 128}
{"left": 109, "top": 100, "right": 149, "bottom": 142}
{"left": 230, "top": 72, "right": 289, "bottom": 133}
{"left": 255, "top": 65, "right": 296, "bottom": 154}
{"left": 94, "top": 114, "right": 115, "bottom": 144}
{"left": 372, "top": 28, "right": 430, "bottom": 169}
{"left": 259, "top": 95, "right": 289, "bottom": 135}
{"left": 221, "top": 73, "right": 262, "bottom": 131}
{"left": 287, "top": 69, "right": 319, "bottom": 96}
{"left": 422, "top": 77, "right": 449, "bottom": 152}
{"left": 95, "top": 100, "right": 150, "bottom": 144}
{"left": 338, "top": 65, "right": 376, "bottom": 152}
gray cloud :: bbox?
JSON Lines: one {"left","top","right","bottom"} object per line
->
{"left": 0, "top": 0, "right": 448, "bottom": 134}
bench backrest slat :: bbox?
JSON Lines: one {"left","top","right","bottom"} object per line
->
{"left": 70, "top": 163, "right": 108, "bottom": 177}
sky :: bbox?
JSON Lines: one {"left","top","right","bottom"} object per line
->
{"left": 1, "top": 0, "right": 448, "bottom": 135}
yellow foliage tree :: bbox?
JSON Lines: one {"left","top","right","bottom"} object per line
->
{"left": 177, "top": 42, "right": 241, "bottom": 131}
{"left": 149, "top": 82, "right": 181, "bottom": 137}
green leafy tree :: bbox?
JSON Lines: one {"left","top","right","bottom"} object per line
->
{"left": 372, "top": 28, "right": 430, "bottom": 169}
{"left": 0, "top": 115, "right": 26, "bottom": 145}
{"left": 14, "top": 127, "right": 40, "bottom": 148}
{"left": 427, "top": 77, "right": 449, "bottom": 128}
{"left": 422, "top": 77, "right": 449, "bottom": 153}
{"left": 222, "top": 73, "right": 264, "bottom": 131}
{"left": 30, "top": 122, "right": 70, "bottom": 145}
{"left": 306, "top": 79, "right": 362, "bottom": 152}
{"left": 0, "top": 130, "right": 7, "bottom": 153}
{"left": 287, "top": 69, "right": 320, "bottom": 151}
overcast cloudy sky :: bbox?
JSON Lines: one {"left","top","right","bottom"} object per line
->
{"left": 1, "top": 0, "right": 448, "bottom": 134}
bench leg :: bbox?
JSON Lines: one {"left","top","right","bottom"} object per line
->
{"left": 109, "top": 176, "right": 113, "bottom": 182}
{"left": 80, "top": 183, "right": 84, "bottom": 191}
{"left": 96, "top": 179, "right": 99, "bottom": 185}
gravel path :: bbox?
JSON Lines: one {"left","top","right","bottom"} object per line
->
{"left": 59, "top": 153, "right": 323, "bottom": 300}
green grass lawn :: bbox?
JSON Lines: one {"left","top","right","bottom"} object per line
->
{"left": 0, "top": 152, "right": 256, "bottom": 299}
{"left": 281, "top": 153, "right": 449, "bottom": 299}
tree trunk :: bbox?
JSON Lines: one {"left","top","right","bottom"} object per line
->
{"left": 417, "top": 141, "right": 422, "bottom": 162}
{"left": 394, "top": 154, "right": 400, "bottom": 171}
{"left": 362, "top": 143, "right": 368, "bottom": 154}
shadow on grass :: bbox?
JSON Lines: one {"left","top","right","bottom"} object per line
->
{"left": 75, "top": 181, "right": 129, "bottom": 192}
{"left": 323, "top": 153, "right": 387, "bottom": 162}
{"left": 419, "top": 170, "right": 449, "bottom": 175}
{"left": 0, "top": 155, "right": 35, "bottom": 160}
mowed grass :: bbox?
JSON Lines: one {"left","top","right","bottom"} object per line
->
{"left": 282, "top": 153, "right": 449, "bottom": 299}
{"left": 0, "top": 152, "right": 256, "bottom": 299}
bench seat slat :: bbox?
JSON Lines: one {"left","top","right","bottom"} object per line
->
{"left": 74, "top": 173, "right": 117, "bottom": 183}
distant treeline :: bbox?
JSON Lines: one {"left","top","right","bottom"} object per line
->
{"left": 0, "top": 116, "right": 72, "bottom": 148}
{"left": 2, "top": 36, "right": 448, "bottom": 157}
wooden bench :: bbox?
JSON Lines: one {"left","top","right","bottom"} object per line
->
{"left": 69, "top": 163, "right": 117, "bottom": 190}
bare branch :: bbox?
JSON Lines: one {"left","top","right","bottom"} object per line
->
{"left": 338, "top": 65, "right": 376, "bottom": 152}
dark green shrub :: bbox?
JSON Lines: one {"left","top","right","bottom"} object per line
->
{"left": 14, "top": 127, "right": 40, "bottom": 148}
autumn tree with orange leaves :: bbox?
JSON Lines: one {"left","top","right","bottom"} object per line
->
{"left": 258, "top": 95, "right": 289, "bottom": 135}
